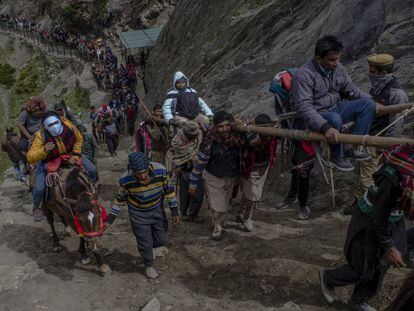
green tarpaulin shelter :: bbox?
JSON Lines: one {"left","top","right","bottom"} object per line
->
{"left": 118, "top": 27, "right": 162, "bottom": 49}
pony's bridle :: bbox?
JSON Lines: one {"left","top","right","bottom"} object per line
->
{"left": 63, "top": 192, "right": 107, "bottom": 239}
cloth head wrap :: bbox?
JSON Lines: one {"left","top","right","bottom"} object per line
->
{"left": 54, "top": 102, "right": 65, "bottom": 111}
{"left": 213, "top": 111, "right": 234, "bottom": 126}
{"left": 183, "top": 121, "right": 200, "bottom": 138}
{"left": 128, "top": 152, "right": 150, "bottom": 172}
{"left": 26, "top": 96, "right": 47, "bottom": 115}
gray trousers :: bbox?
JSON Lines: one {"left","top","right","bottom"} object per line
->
{"left": 130, "top": 217, "right": 169, "bottom": 267}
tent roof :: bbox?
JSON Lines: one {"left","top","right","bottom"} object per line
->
{"left": 117, "top": 27, "right": 162, "bottom": 49}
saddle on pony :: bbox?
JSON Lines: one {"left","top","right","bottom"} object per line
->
{"left": 44, "top": 156, "right": 107, "bottom": 237}
{"left": 44, "top": 155, "right": 97, "bottom": 207}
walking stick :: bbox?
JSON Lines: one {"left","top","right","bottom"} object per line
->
{"left": 139, "top": 99, "right": 169, "bottom": 143}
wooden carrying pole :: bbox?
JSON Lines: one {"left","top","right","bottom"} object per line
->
{"left": 376, "top": 103, "right": 413, "bottom": 116}
{"left": 233, "top": 125, "right": 413, "bottom": 148}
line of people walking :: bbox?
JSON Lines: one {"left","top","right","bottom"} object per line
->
{"left": 104, "top": 34, "right": 413, "bottom": 311}
{"left": 1, "top": 32, "right": 413, "bottom": 310}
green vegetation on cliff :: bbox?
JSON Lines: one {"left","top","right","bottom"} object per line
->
{"left": 0, "top": 63, "right": 16, "bottom": 87}
{"left": 63, "top": 80, "right": 90, "bottom": 114}
{"left": 10, "top": 53, "right": 52, "bottom": 119}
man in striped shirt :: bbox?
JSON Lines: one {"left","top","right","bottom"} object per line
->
{"left": 105, "top": 152, "right": 180, "bottom": 279}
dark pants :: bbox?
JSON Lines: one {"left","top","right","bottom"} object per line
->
{"left": 92, "top": 123, "right": 98, "bottom": 140}
{"left": 19, "top": 137, "right": 30, "bottom": 152}
{"left": 407, "top": 227, "right": 414, "bottom": 259}
{"left": 127, "top": 118, "right": 135, "bottom": 136}
{"left": 178, "top": 173, "right": 204, "bottom": 217}
{"left": 106, "top": 135, "right": 119, "bottom": 156}
{"left": 325, "top": 261, "right": 389, "bottom": 303}
{"left": 130, "top": 217, "right": 169, "bottom": 267}
{"left": 286, "top": 141, "right": 314, "bottom": 206}
{"left": 324, "top": 208, "right": 406, "bottom": 303}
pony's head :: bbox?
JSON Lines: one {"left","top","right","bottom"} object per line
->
{"left": 66, "top": 168, "right": 106, "bottom": 248}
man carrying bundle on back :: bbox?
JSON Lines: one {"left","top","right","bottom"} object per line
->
{"left": 170, "top": 121, "right": 204, "bottom": 223}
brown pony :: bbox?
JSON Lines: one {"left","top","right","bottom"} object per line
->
{"left": 42, "top": 166, "right": 110, "bottom": 276}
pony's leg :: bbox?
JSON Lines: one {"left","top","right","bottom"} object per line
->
{"left": 44, "top": 206, "right": 62, "bottom": 252}
{"left": 78, "top": 238, "right": 91, "bottom": 264}
{"left": 59, "top": 215, "right": 68, "bottom": 227}
{"left": 59, "top": 215, "right": 71, "bottom": 235}
{"left": 92, "top": 249, "right": 103, "bottom": 266}
{"left": 91, "top": 247, "right": 111, "bottom": 276}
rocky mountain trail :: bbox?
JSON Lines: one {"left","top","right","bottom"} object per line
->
{"left": 0, "top": 134, "right": 411, "bottom": 310}
{"left": 0, "top": 1, "right": 413, "bottom": 310}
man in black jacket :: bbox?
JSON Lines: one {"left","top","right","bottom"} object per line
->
{"left": 320, "top": 142, "right": 414, "bottom": 311}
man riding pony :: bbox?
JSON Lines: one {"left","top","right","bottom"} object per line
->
{"left": 27, "top": 112, "right": 98, "bottom": 222}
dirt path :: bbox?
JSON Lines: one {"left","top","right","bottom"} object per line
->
{"left": 0, "top": 27, "right": 411, "bottom": 311}
{"left": 0, "top": 134, "right": 411, "bottom": 311}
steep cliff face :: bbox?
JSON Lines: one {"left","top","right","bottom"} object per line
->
{"left": 146, "top": 0, "right": 414, "bottom": 118}
{"left": 0, "top": 0, "right": 173, "bottom": 32}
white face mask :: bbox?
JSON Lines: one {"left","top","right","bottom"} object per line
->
{"left": 43, "top": 116, "right": 63, "bottom": 137}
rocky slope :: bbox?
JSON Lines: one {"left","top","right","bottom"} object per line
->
{"left": 0, "top": 0, "right": 174, "bottom": 33}
{"left": 146, "top": 0, "right": 414, "bottom": 119}
{"left": 0, "top": 32, "right": 103, "bottom": 173}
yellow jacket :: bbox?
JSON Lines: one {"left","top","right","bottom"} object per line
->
{"left": 27, "top": 117, "right": 83, "bottom": 164}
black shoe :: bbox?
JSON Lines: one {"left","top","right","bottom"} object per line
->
{"left": 343, "top": 198, "right": 357, "bottom": 215}
{"left": 276, "top": 196, "right": 298, "bottom": 210}
{"left": 189, "top": 216, "right": 204, "bottom": 223}
{"left": 329, "top": 157, "right": 354, "bottom": 171}
{"left": 352, "top": 149, "right": 372, "bottom": 162}
{"left": 298, "top": 205, "right": 310, "bottom": 220}
{"left": 345, "top": 148, "right": 372, "bottom": 161}
{"left": 319, "top": 268, "right": 335, "bottom": 303}
{"left": 236, "top": 213, "right": 244, "bottom": 223}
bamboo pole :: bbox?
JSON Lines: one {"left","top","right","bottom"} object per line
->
{"left": 233, "top": 125, "right": 413, "bottom": 148}
{"left": 376, "top": 103, "right": 413, "bottom": 116}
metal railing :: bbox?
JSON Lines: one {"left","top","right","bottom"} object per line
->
{"left": 0, "top": 21, "right": 92, "bottom": 62}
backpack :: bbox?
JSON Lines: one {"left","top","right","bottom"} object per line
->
{"left": 268, "top": 68, "right": 297, "bottom": 128}
{"left": 174, "top": 89, "right": 200, "bottom": 120}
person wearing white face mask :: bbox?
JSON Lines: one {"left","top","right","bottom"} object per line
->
{"left": 27, "top": 112, "right": 98, "bottom": 222}
{"left": 343, "top": 54, "right": 409, "bottom": 215}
